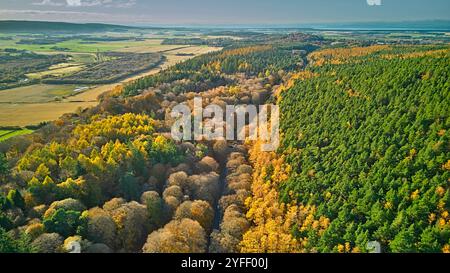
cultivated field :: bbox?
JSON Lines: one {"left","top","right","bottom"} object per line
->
{"left": 0, "top": 102, "right": 98, "bottom": 127}
{"left": 0, "top": 84, "right": 80, "bottom": 103}
{"left": 163, "top": 45, "right": 222, "bottom": 56}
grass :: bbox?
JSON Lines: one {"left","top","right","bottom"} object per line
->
{"left": 0, "top": 129, "right": 34, "bottom": 142}
{"left": 70, "top": 53, "right": 97, "bottom": 63}
{"left": 0, "top": 130, "right": 12, "bottom": 137}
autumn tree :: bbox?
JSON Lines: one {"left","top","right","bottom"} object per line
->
{"left": 187, "top": 172, "right": 220, "bottom": 205}
{"left": 107, "top": 201, "right": 149, "bottom": 252}
{"left": 210, "top": 205, "right": 250, "bottom": 253}
{"left": 85, "top": 207, "right": 117, "bottom": 248}
{"left": 174, "top": 200, "right": 215, "bottom": 233}
{"left": 142, "top": 219, "right": 207, "bottom": 253}
{"left": 196, "top": 156, "right": 219, "bottom": 174}
{"left": 31, "top": 233, "right": 63, "bottom": 253}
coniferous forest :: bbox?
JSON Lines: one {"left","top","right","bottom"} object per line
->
{"left": 275, "top": 46, "right": 450, "bottom": 253}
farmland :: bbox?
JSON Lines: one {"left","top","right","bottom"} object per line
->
{"left": 0, "top": 102, "right": 98, "bottom": 127}
{"left": 0, "top": 31, "right": 221, "bottom": 126}
{"left": 0, "top": 84, "right": 81, "bottom": 103}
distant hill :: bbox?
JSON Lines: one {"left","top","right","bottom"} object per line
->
{"left": 0, "top": 20, "right": 142, "bottom": 33}
{"left": 220, "top": 20, "right": 450, "bottom": 32}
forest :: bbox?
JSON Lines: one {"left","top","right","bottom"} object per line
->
{"left": 240, "top": 45, "right": 450, "bottom": 253}
{"left": 0, "top": 32, "right": 448, "bottom": 253}
{"left": 0, "top": 35, "right": 311, "bottom": 253}
{"left": 123, "top": 44, "right": 308, "bottom": 97}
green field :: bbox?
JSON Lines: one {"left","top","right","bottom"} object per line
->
{"left": 0, "top": 129, "right": 33, "bottom": 141}
{"left": 70, "top": 53, "right": 97, "bottom": 63}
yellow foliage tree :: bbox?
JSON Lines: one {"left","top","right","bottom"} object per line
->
{"left": 240, "top": 141, "right": 329, "bottom": 253}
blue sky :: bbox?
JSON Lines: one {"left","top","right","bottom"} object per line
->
{"left": 0, "top": 0, "right": 449, "bottom": 25}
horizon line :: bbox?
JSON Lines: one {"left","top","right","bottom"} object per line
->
{"left": 2, "top": 19, "right": 450, "bottom": 28}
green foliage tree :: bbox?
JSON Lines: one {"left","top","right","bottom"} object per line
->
{"left": 0, "top": 227, "right": 35, "bottom": 253}
{"left": 141, "top": 191, "right": 165, "bottom": 230}
{"left": 119, "top": 173, "right": 140, "bottom": 201}
{"left": 0, "top": 194, "right": 10, "bottom": 211}
{"left": 0, "top": 153, "right": 9, "bottom": 178}
{"left": 43, "top": 209, "right": 87, "bottom": 238}
{"left": 7, "top": 189, "right": 25, "bottom": 210}
{"left": 0, "top": 212, "right": 13, "bottom": 230}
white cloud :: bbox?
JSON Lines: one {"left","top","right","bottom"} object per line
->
{"left": 33, "top": 0, "right": 136, "bottom": 8}
{"left": 0, "top": 8, "right": 139, "bottom": 23}
{"left": 0, "top": 9, "right": 105, "bottom": 16}
{"left": 367, "top": 0, "right": 382, "bottom": 6}
{"left": 66, "top": 0, "right": 82, "bottom": 7}
{"left": 33, "top": 0, "right": 64, "bottom": 6}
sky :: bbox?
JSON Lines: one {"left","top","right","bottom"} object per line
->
{"left": 0, "top": 0, "right": 449, "bottom": 26}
